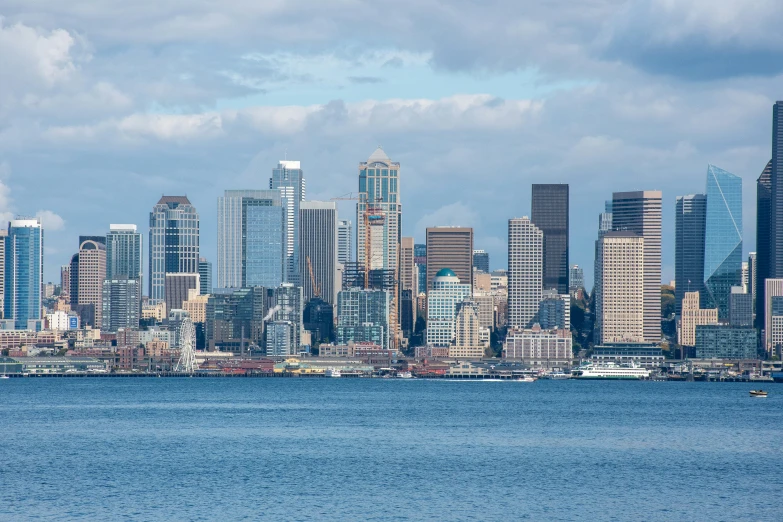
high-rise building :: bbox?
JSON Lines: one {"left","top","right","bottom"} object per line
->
{"left": 414, "top": 243, "right": 427, "bottom": 294}
{"left": 741, "top": 262, "right": 749, "bottom": 293}
{"left": 357, "top": 148, "right": 400, "bottom": 274}
{"left": 198, "top": 258, "right": 212, "bottom": 295}
{"left": 77, "top": 238, "right": 106, "bottom": 329}
{"left": 299, "top": 201, "right": 337, "bottom": 304}
{"left": 0, "top": 229, "right": 5, "bottom": 318}
{"left": 164, "top": 273, "right": 200, "bottom": 314}
{"left": 611, "top": 190, "right": 662, "bottom": 343}
{"left": 426, "top": 269, "right": 472, "bottom": 347}
{"left": 149, "top": 196, "right": 199, "bottom": 302}
{"left": 271, "top": 161, "right": 306, "bottom": 285}
{"left": 675, "top": 194, "right": 707, "bottom": 314}
{"left": 336, "top": 288, "right": 391, "bottom": 349}
{"left": 472, "top": 250, "right": 490, "bottom": 274}
{"left": 426, "top": 227, "right": 473, "bottom": 292}
{"left": 703, "top": 165, "right": 743, "bottom": 320}
{"left": 507, "top": 217, "right": 543, "bottom": 329}
{"left": 764, "top": 278, "right": 783, "bottom": 354}
{"left": 101, "top": 277, "right": 141, "bottom": 332}
{"left": 748, "top": 252, "right": 757, "bottom": 317}
{"left": 695, "top": 325, "right": 757, "bottom": 359}
{"left": 679, "top": 291, "right": 718, "bottom": 348}
{"left": 451, "top": 299, "right": 484, "bottom": 359}
{"left": 3, "top": 219, "right": 43, "bottom": 330}
{"left": 531, "top": 184, "right": 569, "bottom": 294}
{"left": 266, "top": 321, "right": 295, "bottom": 356}
{"left": 729, "top": 287, "right": 753, "bottom": 327}
{"left": 770, "top": 102, "right": 783, "bottom": 279}
{"left": 205, "top": 287, "right": 267, "bottom": 352}
{"left": 594, "top": 231, "right": 645, "bottom": 345}
{"left": 270, "top": 283, "right": 303, "bottom": 351}
{"left": 569, "top": 265, "right": 584, "bottom": 294}
{"left": 756, "top": 161, "right": 772, "bottom": 329}
{"left": 538, "top": 289, "right": 570, "bottom": 330}
{"left": 60, "top": 263, "right": 69, "bottom": 300}
{"left": 337, "top": 220, "right": 352, "bottom": 265}
{"left": 400, "top": 237, "right": 416, "bottom": 337}
{"left": 106, "top": 224, "right": 142, "bottom": 281}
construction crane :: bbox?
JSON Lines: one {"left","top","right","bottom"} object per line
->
{"left": 307, "top": 255, "right": 321, "bottom": 298}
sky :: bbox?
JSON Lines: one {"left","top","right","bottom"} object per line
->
{"left": 1, "top": 0, "right": 782, "bottom": 288}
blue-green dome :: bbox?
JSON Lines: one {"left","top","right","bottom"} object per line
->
{"left": 435, "top": 268, "right": 457, "bottom": 278}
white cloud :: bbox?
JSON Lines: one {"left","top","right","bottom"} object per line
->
{"left": 35, "top": 210, "right": 66, "bottom": 231}
{"left": 415, "top": 202, "right": 480, "bottom": 239}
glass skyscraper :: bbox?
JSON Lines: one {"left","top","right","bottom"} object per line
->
{"left": 106, "top": 224, "right": 142, "bottom": 281}
{"left": 531, "top": 184, "right": 569, "bottom": 294}
{"left": 675, "top": 194, "right": 706, "bottom": 314}
{"left": 704, "top": 164, "right": 743, "bottom": 319}
{"left": 198, "top": 258, "right": 212, "bottom": 294}
{"left": 357, "top": 148, "right": 401, "bottom": 273}
{"left": 270, "top": 161, "right": 306, "bottom": 285}
{"left": 149, "top": 196, "right": 199, "bottom": 302}
{"left": 4, "top": 219, "right": 43, "bottom": 330}
{"left": 756, "top": 160, "right": 772, "bottom": 329}
{"left": 770, "top": 101, "right": 783, "bottom": 278}
{"left": 243, "top": 196, "right": 284, "bottom": 288}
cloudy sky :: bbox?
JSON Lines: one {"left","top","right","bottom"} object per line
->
{"left": 2, "top": 0, "right": 782, "bottom": 287}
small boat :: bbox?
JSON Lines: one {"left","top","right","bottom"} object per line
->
{"left": 0, "top": 375, "right": 9, "bottom": 379}
{"left": 514, "top": 376, "right": 537, "bottom": 382}
{"left": 749, "top": 390, "right": 768, "bottom": 397}
{"left": 397, "top": 371, "right": 413, "bottom": 379}
{"left": 325, "top": 369, "right": 342, "bottom": 378}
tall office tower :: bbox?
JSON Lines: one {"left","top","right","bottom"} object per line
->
{"left": 594, "top": 232, "right": 645, "bottom": 345}
{"left": 611, "top": 190, "right": 662, "bottom": 343}
{"left": 101, "top": 277, "right": 141, "bottom": 332}
{"left": 270, "top": 283, "right": 304, "bottom": 351}
{"left": 299, "top": 201, "right": 337, "bottom": 304}
{"left": 165, "top": 273, "right": 200, "bottom": 313}
{"left": 60, "top": 264, "right": 70, "bottom": 299}
{"left": 357, "top": 148, "right": 401, "bottom": 273}
{"left": 400, "top": 237, "right": 416, "bottom": 337}
{"left": 675, "top": 194, "right": 707, "bottom": 314}
{"left": 507, "top": 217, "right": 543, "bottom": 329}
{"left": 741, "top": 262, "right": 749, "bottom": 292}
{"left": 426, "top": 269, "right": 472, "bottom": 347}
{"left": 473, "top": 250, "right": 490, "bottom": 273}
{"left": 77, "top": 238, "right": 106, "bottom": 329}
{"left": 0, "top": 229, "right": 5, "bottom": 318}
{"left": 748, "top": 252, "right": 757, "bottom": 315}
{"left": 271, "top": 161, "right": 306, "bottom": 285}
{"left": 426, "top": 227, "right": 473, "bottom": 292}
{"left": 531, "top": 184, "right": 569, "bottom": 293}
{"left": 198, "top": 258, "right": 212, "bottom": 294}
{"left": 729, "top": 287, "right": 753, "bottom": 327}
{"left": 414, "top": 243, "right": 427, "bottom": 294}
{"left": 68, "top": 253, "right": 79, "bottom": 306}
{"left": 678, "top": 291, "right": 718, "bottom": 349}
{"left": 770, "top": 102, "right": 783, "bottom": 278}
{"left": 452, "top": 299, "right": 484, "bottom": 359}
{"left": 106, "top": 224, "right": 142, "bottom": 280}
{"left": 336, "top": 288, "right": 391, "bottom": 349}
{"left": 599, "top": 200, "right": 613, "bottom": 236}
{"left": 149, "top": 196, "right": 199, "bottom": 302}
{"left": 337, "top": 220, "right": 352, "bottom": 265}
{"left": 569, "top": 265, "right": 584, "bottom": 293}
{"left": 703, "top": 165, "right": 743, "bottom": 320}
{"left": 3, "top": 219, "right": 43, "bottom": 330}
{"left": 756, "top": 161, "right": 772, "bottom": 329}
{"left": 218, "top": 190, "right": 282, "bottom": 288}
{"left": 765, "top": 279, "right": 783, "bottom": 354}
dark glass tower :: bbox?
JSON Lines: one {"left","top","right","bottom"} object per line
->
{"left": 531, "top": 184, "right": 569, "bottom": 294}
{"left": 675, "top": 194, "right": 706, "bottom": 314}
{"left": 756, "top": 160, "right": 772, "bottom": 329}
{"left": 771, "top": 102, "right": 783, "bottom": 277}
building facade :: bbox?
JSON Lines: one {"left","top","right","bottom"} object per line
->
{"left": 729, "top": 287, "right": 753, "bottom": 327}
{"left": 695, "top": 325, "right": 758, "bottom": 359}
{"left": 101, "top": 277, "right": 141, "bottom": 333}
{"left": 149, "top": 196, "right": 199, "bottom": 302}
{"left": 531, "top": 184, "right": 569, "bottom": 294}
{"left": 425, "top": 227, "right": 473, "bottom": 292}
{"left": 299, "top": 201, "right": 337, "bottom": 305}
{"left": 426, "top": 269, "right": 472, "bottom": 347}
{"left": 77, "top": 238, "right": 106, "bottom": 329}
{"left": 569, "top": 265, "right": 584, "bottom": 294}
{"left": 3, "top": 220, "right": 43, "bottom": 330}
{"left": 270, "top": 161, "right": 306, "bottom": 285}
{"left": 675, "top": 194, "right": 707, "bottom": 313}
{"left": 198, "top": 258, "right": 212, "bottom": 295}
{"left": 507, "top": 217, "right": 543, "bottom": 329}
{"left": 764, "top": 278, "right": 783, "bottom": 354}
{"left": 337, "top": 219, "right": 352, "bottom": 265}
{"left": 703, "top": 165, "right": 743, "bottom": 319}
{"left": 679, "top": 291, "right": 718, "bottom": 348}
{"left": 503, "top": 326, "right": 572, "bottom": 367}
{"left": 336, "top": 288, "right": 391, "bottom": 350}
{"left": 356, "top": 148, "right": 400, "bottom": 276}
{"left": 106, "top": 224, "right": 142, "bottom": 282}
{"left": 611, "top": 190, "right": 662, "bottom": 343}
{"left": 451, "top": 299, "right": 484, "bottom": 359}
{"left": 756, "top": 161, "right": 772, "bottom": 329}
{"left": 472, "top": 250, "right": 490, "bottom": 273}
{"left": 595, "top": 232, "right": 645, "bottom": 344}
{"left": 164, "top": 273, "right": 200, "bottom": 313}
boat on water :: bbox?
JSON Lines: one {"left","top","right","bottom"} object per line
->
{"left": 571, "top": 362, "right": 650, "bottom": 380}
{"left": 513, "top": 376, "right": 537, "bottom": 382}
{"left": 541, "top": 371, "right": 570, "bottom": 380}
{"left": 0, "top": 375, "right": 9, "bottom": 379}
{"left": 325, "top": 369, "right": 342, "bottom": 378}
{"left": 749, "top": 390, "right": 768, "bottom": 397}
{"left": 397, "top": 371, "right": 413, "bottom": 379}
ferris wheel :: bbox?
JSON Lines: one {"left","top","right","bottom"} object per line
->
{"left": 175, "top": 317, "right": 198, "bottom": 373}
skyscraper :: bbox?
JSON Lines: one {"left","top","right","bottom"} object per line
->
{"left": 0, "top": 229, "right": 6, "bottom": 317}
{"left": 756, "top": 161, "right": 772, "bottom": 329}
{"left": 569, "top": 265, "right": 584, "bottom": 293}
{"left": 217, "top": 190, "right": 283, "bottom": 289}
{"left": 675, "top": 194, "right": 707, "bottom": 314}
{"left": 770, "top": 102, "right": 783, "bottom": 278}
{"left": 414, "top": 243, "right": 427, "bottom": 294}
{"left": 611, "top": 191, "right": 662, "bottom": 343}
{"left": 106, "top": 224, "right": 142, "bottom": 281}
{"left": 336, "top": 288, "right": 391, "bottom": 349}
{"left": 507, "top": 217, "right": 543, "bottom": 329}
{"left": 3, "top": 219, "right": 43, "bottom": 330}
{"left": 749, "top": 252, "right": 757, "bottom": 317}
{"left": 165, "top": 273, "right": 200, "bottom": 313}
{"left": 337, "top": 219, "right": 352, "bottom": 265}
{"left": 400, "top": 237, "right": 416, "bottom": 338}
{"left": 703, "top": 165, "right": 743, "bottom": 319}
{"left": 531, "top": 184, "right": 569, "bottom": 293}
{"left": 594, "top": 231, "right": 645, "bottom": 344}
{"left": 426, "top": 268, "right": 471, "bottom": 347}
{"left": 472, "top": 250, "right": 490, "bottom": 273}
{"left": 198, "top": 258, "right": 212, "bottom": 295}
{"left": 101, "top": 277, "right": 141, "bottom": 332}
{"left": 271, "top": 161, "right": 306, "bottom": 285}
{"left": 426, "top": 227, "right": 473, "bottom": 292}
{"left": 357, "top": 148, "right": 401, "bottom": 273}
{"left": 149, "top": 196, "right": 199, "bottom": 302}
{"left": 299, "top": 201, "right": 337, "bottom": 304}
{"left": 77, "top": 238, "right": 106, "bottom": 329}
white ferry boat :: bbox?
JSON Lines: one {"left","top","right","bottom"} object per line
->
{"left": 325, "top": 369, "right": 342, "bottom": 378}
{"left": 397, "top": 371, "right": 413, "bottom": 379}
{"left": 571, "top": 362, "right": 650, "bottom": 380}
